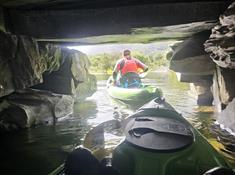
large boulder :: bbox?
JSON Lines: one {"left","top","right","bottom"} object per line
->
{"left": 0, "top": 32, "right": 96, "bottom": 131}
{"left": 34, "top": 47, "right": 97, "bottom": 98}
{"left": 190, "top": 79, "right": 213, "bottom": 106}
{"left": 0, "top": 31, "right": 96, "bottom": 100}
{"left": 70, "top": 49, "right": 90, "bottom": 83}
{"left": 169, "top": 31, "right": 215, "bottom": 105}
{"left": 74, "top": 74, "right": 97, "bottom": 102}
{"left": 217, "top": 98, "right": 235, "bottom": 133}
{"left": 33, "top": 47, "right": 75, "bottom": 95}
{"left": 205, "top": 2, "right": 235, "bottom": 68}
{"left": 212, "top": 66, "right": 235, "bottom": 112}
{"left": 170, "top": 30, "right": 215, "bottom": 75}
{"left": 0, "top": 89, "right": 74, "bottom": 132}
{"left": 0, "top": 31, "right": 61, "bottom": 98}
{"left": 71, "top": 49, "right": 97, "bottom": 101}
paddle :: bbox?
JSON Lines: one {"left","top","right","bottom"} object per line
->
{"left": 83, "top": 119, "right": 124, "bottom": 160}
{"left": 139, "top": 70, "right": 149, "bottom": 79}
{"left": 48, "top": 119, "right": 123, "bottom": 175}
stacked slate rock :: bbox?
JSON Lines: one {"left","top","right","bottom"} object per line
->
{"left": 0, "top": 89, "right": 74, "bottom": 131}
{"left": 169, "top": 31, "right": 215, "bottom": 105}
{"left": 34, "top": 46, "right": 97, "bottom": 101}
{"left": 205, "top": 2, "right": 235, "bottom": 68}
{"left": 0, "top": 31, "right": 96, "bottom": 132}
{"left": 205, "top": 2, "right": 235, "bottom": 132}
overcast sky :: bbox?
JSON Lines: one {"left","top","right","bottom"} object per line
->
{"left": 68, "top": 41, "right": 175, "bottom": 56}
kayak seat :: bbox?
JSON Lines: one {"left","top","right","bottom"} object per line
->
{"left": 119, "top": 72, "right": 142, "bottom": 88}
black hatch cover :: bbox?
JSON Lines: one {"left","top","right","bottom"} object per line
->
{"left": 125, "top": 116, "right": 194, "bottom": 152}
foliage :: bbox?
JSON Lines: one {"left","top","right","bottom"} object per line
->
{"left": 89, "top": 51, "right": 170, "bottom": 73}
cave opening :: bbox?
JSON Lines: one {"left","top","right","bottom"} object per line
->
{"left": 0, "top": 0, "right": 235, "bottom": 174}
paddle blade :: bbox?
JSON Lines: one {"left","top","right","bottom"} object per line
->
{"left": 83, "top": 124, "right": 105, "bottom": 150}
{"left": 139, "top": 71, "right": 149, "bottom": 79}
{"left": 83, "top": 120, "right": 123, "bottom": 159}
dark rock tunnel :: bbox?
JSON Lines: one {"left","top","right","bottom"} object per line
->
{"left": 0, "top": 0, "right": 235, "bottom": 148}
{"left": 0, "top": 0, "right": 235, "bottom": 175}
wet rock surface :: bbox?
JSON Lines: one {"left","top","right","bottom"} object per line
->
{"left": 190, "top": 80, "right": 213, "bottom": 106}
{"left": 0, "top": 31, "right": 64, "bottom": 98}
{"left": 74, "top": 74, "right": 97, "bottom": 102}
{"left": 217, "top": 98, "right": 235, "bottom": 133}
{"left": 205, "top": 2, "right": 235, "bottom": 68}
{"left": 169, "top": 31, "right": 215, "bottom": 105}
{"left": 170, "top": 30, "right": 215, "bottom": 75}
{"left": 33, "top": 47, "right": 74, "bottom": 95}
{"left": 0, "top": 31, "right": 96, "bottom": 131}
{"left": 0, "top": 89, "right": 74, "bottom": 132}
{"left": 0, "top": 30, "right": 96, "bottom": 98}
{"left": 34, "top": 47, "right": 97, "bottom": 98}
{"left": 211, "top": 64, "right": 235, "bottom": 134}
{"left": 3, "top": 1, "right": 230, "bottom": 40}
{"left": 212, "top": 66, "right": 235, "bottom": 112}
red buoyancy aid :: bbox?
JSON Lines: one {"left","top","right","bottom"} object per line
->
{"left": 120, "top": 58, "right": 139, "bottom": 76}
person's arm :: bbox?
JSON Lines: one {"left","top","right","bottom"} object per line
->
{"left": 144, "top": 67, "right": 148, "bottom": 72}
{"left": 113, "top": 71, "right": 117, "bottom": 80}
{"left": 135, "top": 59, "right": 148, "bottom": 72}
{"left": 112, "top": 61, "right": 120, "bottom": 80}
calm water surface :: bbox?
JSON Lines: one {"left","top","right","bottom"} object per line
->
{"left": 0, "top": 71, "right": 235, "bottom": 175}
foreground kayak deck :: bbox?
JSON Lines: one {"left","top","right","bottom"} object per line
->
{"left": 49, "top": 98, "right": 232, "bottom": 175}
{"left": 112, "top": 99, "right": 230, "bottom": 175}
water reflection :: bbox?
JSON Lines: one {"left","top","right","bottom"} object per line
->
{"left": 210, "top": 124, "right": 235, "bottom": 167}
{"left": 74, "top": 100, "right": 98, "bottom": 120}
{"left": 0, "top": 71, "right": 235, "bottom": 175}
{"left": 95, "top": 71, "right": 235, "bottom": 168}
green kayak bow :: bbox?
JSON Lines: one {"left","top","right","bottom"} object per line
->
{"left": 49, "top": 98, "right": 233, "bottom": 175}
{"left": 107, "top": 77, "right": 163, "bottom": 103}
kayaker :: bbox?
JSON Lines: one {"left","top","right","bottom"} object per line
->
{"left": 112, "top": 49, "right": 148, "bottom": 88}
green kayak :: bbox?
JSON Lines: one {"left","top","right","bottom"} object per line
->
{"left": 49, "top": 98, "right": 233, "bottom": 175}
{"left": 107, "top": 78, "right": 163, "bottom": 103}
{"left": 112, "top": 98, "right": 232, "bottom": 175}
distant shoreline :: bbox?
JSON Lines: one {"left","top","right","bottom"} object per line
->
{"left": 90, "top": 66, "right": 170, "bottom": 75}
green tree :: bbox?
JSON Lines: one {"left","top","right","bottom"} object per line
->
{"left": 88, "top": 51, "right": 169, "bottom": 73}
